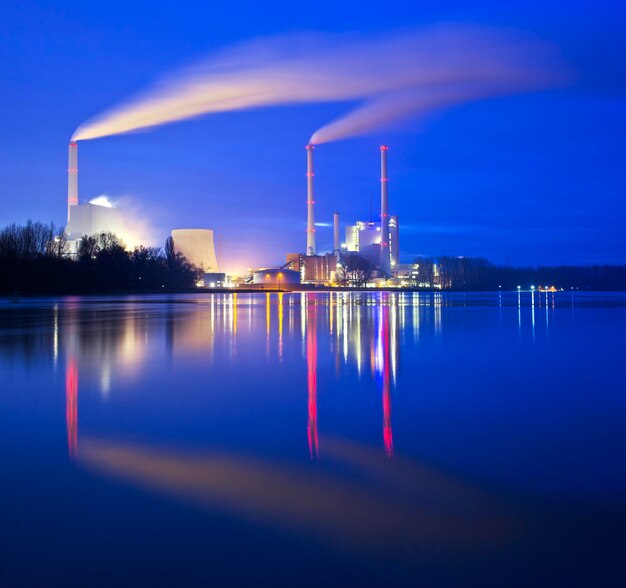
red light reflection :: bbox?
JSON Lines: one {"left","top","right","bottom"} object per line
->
{"left": 381, "top": 305, "right": 394, "bottom": 458}
{"left": 66, "top": 358, "right": 78, "bottom": 458}
{"left": 307, "top": 301, "right": 318, "bottom": 459}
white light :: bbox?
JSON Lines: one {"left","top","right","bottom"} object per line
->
{"left": 89, "top": 195, "right": 114, "bottom": 208}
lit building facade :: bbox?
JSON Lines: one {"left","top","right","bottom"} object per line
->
{"left": 252, "top": 268, "right": 300, "bottom": 286}
{"left": 285, "top": 253, "right": 336, "bottom": 284}
{"left": 65, "top": 202, "right": 123, "bottom": 254}
{"left": 344, "top": 217, "right": 399, "bottom": 269}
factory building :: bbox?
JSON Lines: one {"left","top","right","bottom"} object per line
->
{"left": 344, "top": 216, "right": 399, "bottom": 270}
{"left": 286, "top": 253, "right": 336, "bottom": 284}
{"left": 66, "top": 201, "right": 123, "bottom": 244}
{"left": 171, "top": 229, "right": 219, "bottom": 273}
{"left": 252, "top": 268, "right": 300, "bottom": 287}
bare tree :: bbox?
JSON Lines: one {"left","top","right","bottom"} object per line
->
{"left": 46, "top": 225, "right": 69, "bottom": 259}
{"left": 164, "top": 236, "right": 175, "bottom": 267}
{"left": 77, "top": 235, "right": 98, "bottom": 260}
{"left": 337, "top": 253, "right": 375, "bottom": 287}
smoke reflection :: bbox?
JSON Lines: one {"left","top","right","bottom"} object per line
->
{"left": 77, "top": 436, "right": 521, "bottom": 556}
{"left": 72, "top": 26, "right": 567, "bottom": 143}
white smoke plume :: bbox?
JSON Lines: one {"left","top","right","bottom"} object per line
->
{"left": 72, "top": 26, "right": 568, "bottom": 144}
{"left": 88, "top": 194, "right": 158, "bottom": 250}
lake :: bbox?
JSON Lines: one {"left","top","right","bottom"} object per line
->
{"left": 1, "top": 291, "right": 625, "bottom": 587}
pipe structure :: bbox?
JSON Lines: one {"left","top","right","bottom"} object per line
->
{"left": 67, "top": 141, "right": 78, "bottom": 222}
{"left": 380, "top": 145, "right": 391, "bottom": 276}
{"left": 306, "top": 145, "right": 316, "bottom": 256}
{"left": 333, "top": 212, "right": 340, "bottom": 255}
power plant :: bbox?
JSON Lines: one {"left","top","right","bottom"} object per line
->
{"left": 65, "top": 141, "right": 125, "bottom": 253}
{"left": 63, "top": 137, "right": 402, "bottom": 288}
{"left": 285, "top": 144, "right": 401, "bottom": 286}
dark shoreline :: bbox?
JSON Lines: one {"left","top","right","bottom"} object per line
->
{"left": 2, "top": 287, "right": 626, "bottom": 299}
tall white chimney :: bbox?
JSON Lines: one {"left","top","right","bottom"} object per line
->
{"left": 333, "top": 212, "right": 340, "bottom": 255}
{"left": 306, "top": 144, "right": 316, "bottom": 256}
{"left": 380, "top": 145, "right": 391, "bottom": 276}
{"left": 67, "top": 141, "right": 78, "bottom": 222}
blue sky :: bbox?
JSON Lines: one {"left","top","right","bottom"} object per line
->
{"left": 1, "top": 0, "right": 625, "bottom": 272}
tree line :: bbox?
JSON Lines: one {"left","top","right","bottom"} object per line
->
{"left": 334, "top": 251, "right": 626, "bottom": 290}
{"left": 0, "top": 221, "right": 201, "bottom": 294}
{"left": 411, "top": 256, "right": 626, "bottom": 291}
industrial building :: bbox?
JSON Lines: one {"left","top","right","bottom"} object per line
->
{"left": 252, "top": 268, "right": 300, "bottom": 287}
{"left": 171, "top": 229, "right": 219, "bottom": 273}
{"left": 344, "top": 216, "right": 399, "bottom": 269}
{"left": 66, "top": 201, "right": 122, "bottom": 243}
{"left": 286, "top": 253, "right": 336, "bottom": 284}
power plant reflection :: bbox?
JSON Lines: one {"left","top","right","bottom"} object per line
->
{"left": 53, "top": 293, "right": 406, "bottom": 459}
{"left": 0, "top": 291, "right": 558, "bottom": 460}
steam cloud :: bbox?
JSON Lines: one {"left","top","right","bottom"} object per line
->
{"left": 72, "top": 26, "right": 567, "bottom": 144}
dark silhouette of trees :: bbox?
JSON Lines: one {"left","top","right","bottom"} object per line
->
{"left": 412, "top": 255, "right": 626, "bottom": 290}
{"left": 337, "top": 252, "right": 376, "bottom": 287}
{"left": 412, "top": 256, "right": 435, "bottom": 287}
{"left": 0, "top": 221, "right": 202, "bottom": 294}
{"left": 165, "top": 235, "right": 175, "bottom": 266}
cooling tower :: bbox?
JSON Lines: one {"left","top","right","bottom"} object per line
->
{"left": 171, "top": 229, "right": 219, "bottom": 272}
{"left": 333, "top": 212, "right": 340, "bottom": 255}
{"left": 306, "top": 145, "right": 316, "bottom": 256}
{"left": 380, "top": 145, "right": 391, "bottom": 276}
{"left": 68, "top": 141, "right": 78, "bottom": 222}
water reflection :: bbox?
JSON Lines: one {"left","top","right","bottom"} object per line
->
{"left": 78, "top": 436, "right": 520, "bottom": 556}
{"left": 0, "top": 291, "right": 610, "bottom": 465}
{"left": 2, "top": 292, "right": 626, "bottom": 583}
{"left": 66, "top": 357, "right": 78, "bottom": 458}
{"left": 379, "top": 303, "right": 394, "bottom": 457}
{"left": 307, "top": 298, "right": 318, "bottom": 459}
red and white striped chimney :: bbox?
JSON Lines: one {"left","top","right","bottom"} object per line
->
{"left": 380, "top": 145, "right": 391, "bottom": 276}
{"left": 306, "top": 144, "right": 316, "bottom": 256}
{"left": 67, "top": 141, "right": 78, "bottom": 222}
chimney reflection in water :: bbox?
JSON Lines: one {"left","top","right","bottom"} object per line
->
{"left": 378, "top": 300, "right": 394, "bottom": 458}
{"left": 307, "top": 296, "right": 318, "bottom": 459}
{"left": 66, "top": 358, "right": 78, "bottom": 459}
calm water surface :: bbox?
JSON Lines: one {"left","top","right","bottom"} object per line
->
{"left": 1, "top": 291, "right": 625, "bottom": 587}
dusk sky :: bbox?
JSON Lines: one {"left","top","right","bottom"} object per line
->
{"left": 1, "top": 0, "right": 625, "bottom": 273}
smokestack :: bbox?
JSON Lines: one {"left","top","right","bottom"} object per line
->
{"left": 333, "top": 212, "right": 340, "bottom": 255}
{"left": 380, "top": 145, "right": 391, "bottom": 277}
{"left": 306, "top": 145, "right": 316, "bottom": 256}
{"left": 67, "top": 141, "right": 78, "bottom": 222}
